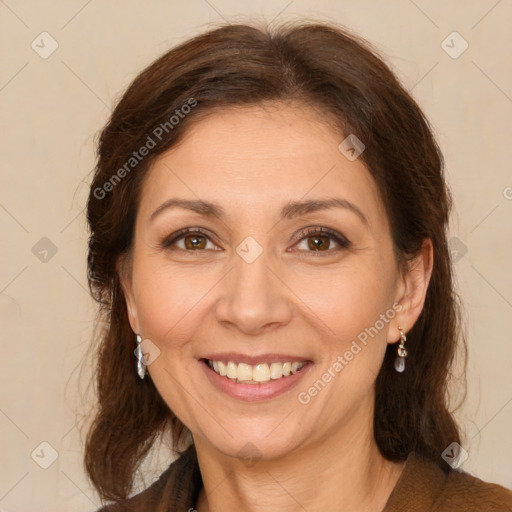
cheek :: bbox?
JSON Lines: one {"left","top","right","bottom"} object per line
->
{"left": 132, "top": 262, "right": 219, "bottom": 347}
{"left": 296, "top": 273, "right": 393, "bottom": 419}
{"left": 289, "top": 258, "right": 394, "bottom": 340}
{"left": 133, "top": 249, "right": 396, "bottom": 347}
{"left": 291, "top": 258, "right": 395, "bottom": 397}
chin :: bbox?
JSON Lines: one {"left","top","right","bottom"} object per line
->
{"left": 194, "top": 420, "right": 306, "bottom": 464}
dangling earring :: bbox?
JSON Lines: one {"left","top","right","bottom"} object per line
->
{"left": 134, "top": 334, "right": 148, "bottom": 380}
{"left": 394, "top": 327, "right": 408, "bottom": 373}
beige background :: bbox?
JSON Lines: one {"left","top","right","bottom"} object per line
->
{"left": 1, "top": 1, "right": 511, "bottom": 510}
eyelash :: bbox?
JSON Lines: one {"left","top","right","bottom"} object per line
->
{"left": 160, "top": 226, "right": 351, "bottom": 255}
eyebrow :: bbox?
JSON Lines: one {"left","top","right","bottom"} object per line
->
{"left": 149, "top": 197, "right": 369, "bottom": 226}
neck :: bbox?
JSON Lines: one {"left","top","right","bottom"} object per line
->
{"left": 193, "top": 404, "right": 405, "bottom": 512}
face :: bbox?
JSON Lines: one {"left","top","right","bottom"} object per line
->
{"left": 119, "top": 102, "right": 425, "bottom": 462}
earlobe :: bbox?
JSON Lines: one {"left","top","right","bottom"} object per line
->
{"left": 389, "top": 238, "right": 434, "bottom": 342}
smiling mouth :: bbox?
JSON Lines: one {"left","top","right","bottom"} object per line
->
{"left": 202, "top": 358, "right": 308, "bottom": 384}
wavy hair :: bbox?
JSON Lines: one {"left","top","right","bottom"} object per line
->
{"left": 84, "top": 21, "right": 466, "bottom": 502}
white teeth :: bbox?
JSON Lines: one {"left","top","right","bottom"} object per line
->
{"left": 218, "top": 361, "right": 227, "bottom": 376}
{"left": 269, "top": 362, "right": 283, "bottom": 379}
{"left": 226, "top": 361, "right": 237, "bottom": 379}
{"left": 253, "top": 363, "right": 270, "bottom": 382}
{"left": 237, "top": 363, "right": 253, "bottom": 381}
{"left": 207, "top": 359, "right": 306, "bottom": 383}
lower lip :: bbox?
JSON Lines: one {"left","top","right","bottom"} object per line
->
{"left": 199, "top": 359, "right": 313, "bottom": 402}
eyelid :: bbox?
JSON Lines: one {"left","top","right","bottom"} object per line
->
{"left": 160, "top": 227, "right": 217, "bottom": 249}
{"left": 289, "top": 226, "right": 351, "bottom": 253}
{"left": 160, "top": 226, "right": 351, "bottom": 253}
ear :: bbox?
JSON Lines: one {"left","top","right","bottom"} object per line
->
{"left": 116, "top": 253, "right": 140, "bottom": 334}
{"left": 387, "top": 238, "right": 434, "bottom": 344}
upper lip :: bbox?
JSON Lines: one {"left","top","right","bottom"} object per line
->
{"left": 201, "top": 353, "right": 312, "bottom": 365}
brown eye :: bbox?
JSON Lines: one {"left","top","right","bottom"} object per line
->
{"left": 294, "top": 227, "right": 351, "bottom": 254}
{"left": 161, "top": 227, "right": 218, "bottom": 252}
{"left": 183, "top": 234, "right": 207, "bottom": 250}
{"left": 307, "top": 235, "right": 331, "bottom": 251}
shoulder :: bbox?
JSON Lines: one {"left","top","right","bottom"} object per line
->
{"left": 439, "top": 464, "right": 512, "bottom": 511}
{"left": 385, "top": 452, "right": 512, "bottom": 511}
{"left": 94, "top": 444, "right": 201, "bottom": 511}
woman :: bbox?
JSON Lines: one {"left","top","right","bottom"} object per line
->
{"left": 84, "top": 22, "right": 512, "bottom": 511}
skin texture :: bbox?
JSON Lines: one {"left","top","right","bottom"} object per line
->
{"left": 118, "top": 102, "right": 433, "bottom": 512}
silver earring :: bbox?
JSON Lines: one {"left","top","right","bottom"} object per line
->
{"left": 394, "top": 327, "right": 408, "bottom": 373}
{"left": 134, "top": 334, "right": 148, "bottom": 379}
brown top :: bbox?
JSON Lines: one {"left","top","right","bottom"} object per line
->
{"left": 97, "top": 444, "right": 512, "bottom": 511}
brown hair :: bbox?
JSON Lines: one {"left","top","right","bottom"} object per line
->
{"left": 85, "top": 21, "right": 466, "bottom": 502}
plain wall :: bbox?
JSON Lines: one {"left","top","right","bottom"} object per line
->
{"left": 1, "top": 1, "right": 511, "bottom": 510}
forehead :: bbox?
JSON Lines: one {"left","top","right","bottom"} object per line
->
{"left": 138, "top": 103, "right": 388, "bottom": 231}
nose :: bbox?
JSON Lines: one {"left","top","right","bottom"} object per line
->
{"left": 214, "top": 247, "right": 293, "bottom": 336}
